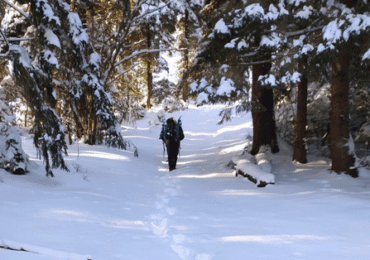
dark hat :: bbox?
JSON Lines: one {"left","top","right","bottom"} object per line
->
{"left": 166, "top": 118, "right": 174, "bottom": 124}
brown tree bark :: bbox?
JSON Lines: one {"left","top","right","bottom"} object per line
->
{"left": 146, "top": 24, "right": 153, "bottom": 109}
{"left": 251, "top": 56, "right": 279, "bottom": 155}
{"left": 329, "top": 47, "right": 358, "bottom": 177}
{"left": 182, "top": 9, "right": 190, "bottom": 101}
{"left": 87, "top": 115, "right": 96, "bottom": 145}
{"left": 293, "top": 57, "right": 308, "bottom": 163}
{"left": 147, "top": 60, "right": 152, "bottom": 109}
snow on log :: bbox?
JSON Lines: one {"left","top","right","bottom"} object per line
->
{"left": 0, "top": 240, "right": 92, "bottom": 260}
{"left": 234, "top": 159, "right": 275, "bottom": 187}
{"left": 231, "top": 150, "right": 275, "bottom": 187}
{"left": 256, "top": 152, "right": 272, "bottom": 173}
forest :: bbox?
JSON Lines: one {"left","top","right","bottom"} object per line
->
{"left": 0, "top": 0, "right": 370, "bottom": 177}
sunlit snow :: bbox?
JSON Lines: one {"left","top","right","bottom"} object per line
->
{"left": 1, "top": 105, "right": 370, "bottom": 260}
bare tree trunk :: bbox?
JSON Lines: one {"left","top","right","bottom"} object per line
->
{"left": 329, "top": 48, "right": 358, "bottom": 177}
{"left": 251, "top": 55, "right": 279, "bottom": 155}
{"left": 293, "top": 57, "right": 308, "bottom": 163}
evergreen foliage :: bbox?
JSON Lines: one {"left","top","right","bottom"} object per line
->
{"left": 0, "top": 98, "right": 29, "bottom": 174}
{"left": 188, "top": 0, "right": 370, "bottom": 175}
{"left": 0, "top": 0, "right": 137, "bottom": 176}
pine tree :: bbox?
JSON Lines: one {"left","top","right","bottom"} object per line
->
{"left": 317, "top": 0, "right": 370, "bottom": 177}
{"left": 275, "top": 0, "right": 370, "bottom": 175}
{"left": 190, "top": 0, "right": 285, "bottom": 154}
{"left": 1, "top": 0, "right": 137, "bottom": 176}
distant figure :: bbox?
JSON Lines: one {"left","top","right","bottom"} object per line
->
{"left": 160, "top": 117, "right": 185, "bottom": 171}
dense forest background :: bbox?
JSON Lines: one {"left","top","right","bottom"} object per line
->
{"left": 0, "top": 0, "right": 370, "bottom": 177}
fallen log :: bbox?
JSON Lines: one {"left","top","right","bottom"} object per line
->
{"left": 232, "top": 157, "right": 275, "bottom": 187}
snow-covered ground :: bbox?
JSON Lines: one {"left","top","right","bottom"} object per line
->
{"left": 1, "top": 105, "right": 370, "bottom": 260}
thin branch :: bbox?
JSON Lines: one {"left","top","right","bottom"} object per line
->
{"left": 131, "top": 2, "right": 170, "bottom": 25}
{"left": 240, "top": 58, "right": 276, "bottom": 66}
{"left": 121, "top": 39, "right": 146, "bottom": 49}
{"left": 0, "top": 37, "right": 34, "bottom": 42}
{"left": 0, "top": 29, "right": 9, "bottom": 47}
{"left": 284, "top": 26, "right": 324, "bottom": 38}
{"left": 1, "top": 0, "right": 31, "bottom": 21}
{"left": 241, "top": 51, "right": 257, "bottom": 58}
{"left": 0, "top": 245, "right": 33, "bottom": 253}
{"left": 114, "top": 48, "right": 187, "bottom": 67}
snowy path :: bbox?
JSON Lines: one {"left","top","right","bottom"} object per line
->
{"left": 1, "top": 105, "right": 370, "bottom": 260}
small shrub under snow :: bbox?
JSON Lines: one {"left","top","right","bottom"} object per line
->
{"left": 0, "top": 100, "right": 29, "bottom": 174}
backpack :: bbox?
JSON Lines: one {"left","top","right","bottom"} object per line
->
{"left": 162, "top": 117, "right": 182, "bottom": 142}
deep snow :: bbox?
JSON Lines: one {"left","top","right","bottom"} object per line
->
{"left": 1, "top": 104, "right": 370, "bottom": 260}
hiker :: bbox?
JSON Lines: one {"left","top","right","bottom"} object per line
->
{"left": 159, "top": 117, "right": 185, "bottom": 171}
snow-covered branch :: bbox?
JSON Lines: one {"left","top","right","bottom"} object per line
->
{"left": 239, "top": 26, "right": 323, "bottom": 59}
{"left": 241, "top": 51, "right": 258, "bottom": 58}
{"left": 1, "top": 0, "right": 31, "bottom": 21}
{"left": 240, "top": 58, "right": 275, "bottom": 66}
{"left": 131, "top": 2, "right": 170, "bottom": 25}
{"left": 121, "top": 39, "right": 146, "bottom": 49}
{"left": 114, "top": 48, "right": 187, "bottom": 67}
{"left": 283, "top": 26, "right": 324, "bottom": 38}
{"left": 0, "top": 37, "right": 34, "bottom": 42}
{"left": 0, "top": 240, "right": 92, "bottom": 260}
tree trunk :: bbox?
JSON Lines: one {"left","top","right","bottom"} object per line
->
{"left": 251, "top": 57, "right": 279, "bottom": 155}
{"left": 87, "top": 116, "right": 96, "bottom": 145}
{"left": 67, "top": 122, "right": 73, "bottom": 145}
{"left": 146, "top": 24, "right": 152, "bottom": 109}
{"left": 24, "top": 106, "right": 28, "bottom": 127}
{"left": 293, "top": 57, "right": 308, "bottom": 163}
{"left": 182, "top": 9, "right": 190, "bottom": 101}
{"left": 329, "top": 48, "right": 358, "bottom": 177}
{"left": 147, "top": 61, "right": 152, "bottom": 109}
